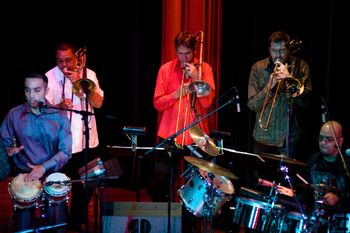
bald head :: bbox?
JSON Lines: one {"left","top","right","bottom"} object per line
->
{"left": 318, "top": 121, "right": 343, "bottom": 158}
{"left": 320, "top": 121, "right": 343, "bottom": 138}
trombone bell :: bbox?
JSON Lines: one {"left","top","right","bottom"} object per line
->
{"left": 73, "top": 79, "right": 96, "bottom": 95}
{"left": 188, "top": 80, "right": 211, "bottom": 97}
{"left": 279, "top": 77, "right": 304, "bottom": 97}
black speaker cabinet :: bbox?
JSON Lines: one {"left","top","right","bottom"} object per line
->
{"left": 101, "top": 202, "right": 182, "bottom": 233}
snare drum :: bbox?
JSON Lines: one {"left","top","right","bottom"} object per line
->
{"left": 8, "top": 173, "right": 43, "bottom": 209}
{"left": 178, "top": 169, "right": 233, "bottom": 217}
{"left": 232, "top": 196, "right": 282, "bottom": 232}
{"left": 44, "top": 172, "right": 71, "bottom": 204}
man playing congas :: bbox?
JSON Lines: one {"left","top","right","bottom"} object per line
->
{"left": 0, "top": 73, "right": 72, "bottom": 233}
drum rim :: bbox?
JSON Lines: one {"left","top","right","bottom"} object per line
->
{"left": 44, "top": 172, "right": 71, "bottom": 196}
{"left": 8, "top": 174, "right": 43, "bottom": 201}
{"left": 236, "top": 196, "right": 282, "bottom": 209}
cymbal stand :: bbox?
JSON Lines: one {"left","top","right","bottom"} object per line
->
{"left": 123, "top": 126, "right": 146, "bottom": 202}
{"left": 279, "top": 165, "right": 305, "bottom": 214}
{"left": 279, "top": 164, "right": 311, "bottom": 232}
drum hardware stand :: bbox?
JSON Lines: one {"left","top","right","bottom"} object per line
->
{"left": 203, "top": 172, "right": 216, "bottom": 233}
{"left": 210, "top": 130, "right": 231, "bottom": 155}
{"left": 123, "top": 126, "right": 147, "bottom": 201}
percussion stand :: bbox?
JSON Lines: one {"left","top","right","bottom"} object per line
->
{"left": 145, "top": 96, "right": 238, "bottom": 233}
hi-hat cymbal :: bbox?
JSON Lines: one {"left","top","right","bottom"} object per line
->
{"left": 184, "top": 156, "right": 238, "bottom": 179}
{"left": 189, "top": 127, "right": 219, "bottom": 156}
{"left": 260, "top": 152, "right": 307, "bottom": 166}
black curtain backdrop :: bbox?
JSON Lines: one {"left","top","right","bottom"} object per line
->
{"left": 1, "top": 0, "right": 349, "bottom": 184}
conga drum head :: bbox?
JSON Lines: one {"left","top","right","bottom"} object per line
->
{"left": 8, "top": 174, "right": 42, "bottom": 209}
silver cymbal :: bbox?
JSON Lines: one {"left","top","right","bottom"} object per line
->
{"left": 189, "top": 126, "right": 219, "bottom": 156}
{"left": 184, "top": 156, "right": 238, "bottom": 180}
{"left": 261, "top": 152, "right": 307, "bottom": 166}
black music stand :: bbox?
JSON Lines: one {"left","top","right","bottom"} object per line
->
{"left": 123, "top": 126, "right": 147, "bottom": 201}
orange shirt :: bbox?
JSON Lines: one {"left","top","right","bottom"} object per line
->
{"left": 154, "top": 58, "right": 215, "bottom": 145}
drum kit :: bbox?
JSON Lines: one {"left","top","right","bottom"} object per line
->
{"left": 175, "top": 126, "right": 349, "bottom": 232}
{"left": 177, "top": 126, "right": 238, "bottom": 219}
{"left": 230, "top": 154, "right": 350, "bottom": 233}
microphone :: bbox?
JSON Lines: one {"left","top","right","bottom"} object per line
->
{"left": 234, "top": 88, "right": 241, "bottom": 112}
{"left": 321, "top": 104, "right": 326, "bottom": 123}
{"left": 38, "top": 101, "right": 45, "bottom": 113}
{"left": 191, "top": 92, "right": 197, "bottom": 109}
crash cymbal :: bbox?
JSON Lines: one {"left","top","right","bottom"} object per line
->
{"left": 184, "top": 156, "right": 238, "bottom": 179}
{"left": 189, "top": 126, "right": 219, "bottom": 156}
{"left": 260, "top": 152, "right": 307, "bottom": 166}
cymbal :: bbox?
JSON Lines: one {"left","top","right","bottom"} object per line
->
{"left": 260, "top": 152, "right": 307, "bottom": 166}
{"left": 184, "top": 156, "right": 238, "bottom": 180}
{"left": 189, "top": 126, "right": 219, "bottom": 156}
{"left": 311, "top": 183, "right": 340, "bottom": 193}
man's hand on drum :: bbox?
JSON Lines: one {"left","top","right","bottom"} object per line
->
{"left": 6, "top": 145, "right": 24, "bottom": 156}
{"left": 25, "top": 164, "right": 46, "bottom": 182}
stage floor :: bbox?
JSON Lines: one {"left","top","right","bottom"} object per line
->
{"left": 0, "top": 178, "right": 230, "bottom": 233}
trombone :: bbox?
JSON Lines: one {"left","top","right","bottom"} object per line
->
{"left": 258, "top": 60, "right": 304, "bottom": 130}
{"left": 72, "top": 47, "right": 96, "bottom": 96}
{"left": 175, "top": 31, "right": 211, "bottom": 147}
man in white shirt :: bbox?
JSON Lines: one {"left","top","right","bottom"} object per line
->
{"left": 45, "top": 42, "right": 104, "bottom": 232}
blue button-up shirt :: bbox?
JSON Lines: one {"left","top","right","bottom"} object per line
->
{"left": 0, "top": 102, "right": 72, "bottom": 173}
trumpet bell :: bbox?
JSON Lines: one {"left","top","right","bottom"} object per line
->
{"left": 188, "top": 80, "right": 211, "bottom": 97}
{"left": 73, "top": 79, "right": 96, "bottom": 95}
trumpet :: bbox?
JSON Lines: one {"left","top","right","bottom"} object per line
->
{"left": 72, "top": 47, "right": 96, "bottom": 96}
{"left": 258, "top": 60, "right": 304, "bottom": 130}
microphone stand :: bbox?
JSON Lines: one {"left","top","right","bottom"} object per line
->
{"left": 321, "top": 98, "right": 350, "bottom": 179}
{"left": 285, "top": 90, "right": 292, "bottom": 158}
{"left": 145, "top": 97, "right": 236, "bottom": 233}
{"left": 42, "top": 96, "right": 94, "bottom": 233}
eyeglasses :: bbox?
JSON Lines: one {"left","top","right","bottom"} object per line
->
{"left": 318, "top": 135, "right": 336, "bottom": 143}
{"left": 270, "top": 48, "right": 288, "bottom": 55}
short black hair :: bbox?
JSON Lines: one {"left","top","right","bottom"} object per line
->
{"left": 24, "top": 73, "right": 48, "bottom": 85}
